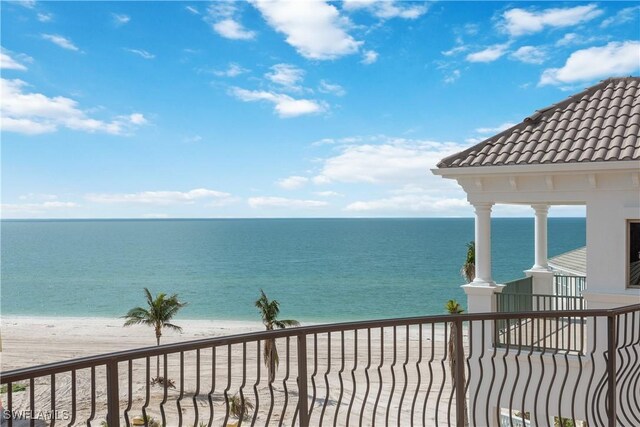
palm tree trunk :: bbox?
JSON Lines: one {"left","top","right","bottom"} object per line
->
{"left": 268, "top": 339, "right": 277, "bottom": 383}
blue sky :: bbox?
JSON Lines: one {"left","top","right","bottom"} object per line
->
{"left": 1, "top": 1, "right": 639, "bottom": 219}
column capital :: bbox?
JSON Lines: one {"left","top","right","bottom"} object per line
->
{"left": 531, "top": 204, "right": 550, "bottom": 214}
{"left": 472, "top": 202, "right": 494, "bottom": 213}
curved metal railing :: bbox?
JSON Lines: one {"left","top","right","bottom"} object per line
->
{"left": 2, "top": 304, "right": 639, "bottom": 427}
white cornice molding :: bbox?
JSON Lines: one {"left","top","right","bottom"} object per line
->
{"left": 431, "top": 160, "right": 640, "bottom": 178}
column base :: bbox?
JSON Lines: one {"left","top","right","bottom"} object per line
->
{"left": 524, "top": 268, "right": 554, "bottom": 295}
{"left": 462, "top": 282, "right": 504, "bottom": 313}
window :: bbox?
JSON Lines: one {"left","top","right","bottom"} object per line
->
{"left": 629, "top": 220, "right": 640, "bottom": 288}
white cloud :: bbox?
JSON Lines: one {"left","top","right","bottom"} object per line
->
{"left": 248, "top": 196, "right": 328, "bottom": 209}
{"left": 112, "top": 13, "right": 130, "bottom": 26}
{"left": 208, "top": 2, "right": 256, "bottom": 40}
{"left": 213, "top": 63, "right": 248, "bottom": 77}
{"left": 124, "top": 48, "right": 155, "bottom": 60}
{"left": 1, "top": 78, "right": 147, "bottom": 135}
{"left": 42, "top": 34, "right": 80, "bottom": 51}
{"left": 277, "top": 175, "right": 309, "bottom": 190}
{"left": 1, "top": 201, "right": 79, "bottom": 216}
{"left": 265, "top": 64, "right": 305, "bottom": 91}
{"left": 466, "top": 44, "right": 509, "bottom": 63}
{"left": 314, "top": 191, "right": 343, "bottom": 197}
{"left": 555, "top": 33, "right": 593, "bottom": 47}
{"left": 252, "top": 0, "right": 362, "bottom": 60}
{"left": 444, "top": 69, "right": 461, "bottom": 84}
{"left": 601, "top": 6, "right": 640, "bottom": 28}
{"left": 37, "top": 12, "right": 53, "bottom": 22}
{"left": 539, "top": 41, "right": 640, "bottom": 86}
{"left": 510, "top": 46, "right": 547, "bottom": 64}
{"left": 442, "top": 45, "right": 467, "bottom": 57}
{"left": 318, "top": 80, "right": 346, "bottom": 96}
{"left": 86, "top": 188, "right": 231, "bottom": 205}
{"left": 501, "top": 4, "right": 603, "bottom": 36}
{"left": 361, "top": 50, "right": 378, "bottom": 64}
{"left": 183, "top": 135, "right": 203, "bottom": 143}
{"left": 15, "top": 1, "right": 36, "bottom": 9}
{"left": 345, "top": 194, "right": 469, "bottom": 213}
{"left": 185, "top": 5, "right": 199, "bottom": 15}
{"left": 1, "top": 48, "right": 28, "bottom": 70}
{"left": 475, "top": 122, "right": 517, "bottom": 134}
{"left": 313, "top": 138, "right": 466, "bottom": 185}
{"left": 230, "top": 87, "right": 327, "bottom": 118}
{"left": 128, "top": 113, "right": 147, "bottom": 125}
{"left": 343, "top": 1, "right": 428, "bottom": 20}
{"left": 213, "top": 19, "right": 257, "bottom": 40}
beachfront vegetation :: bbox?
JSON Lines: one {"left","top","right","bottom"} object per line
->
{"left": 0, "top": 383, "right": 26, "bottom": 393}
{"left": 445, "top": 299, "right": 468, "bottom": 427}
{"left": 461, "top": 241, "right": 475, "bottom": 283}
{"left": 228, "top": 392, "right": 255, "bottom": 421}
{"left": 123, "top": 288, "right": 187, "bottom": 379}
{"left": 255, "top": 289, "right": 300, "bottom": 382}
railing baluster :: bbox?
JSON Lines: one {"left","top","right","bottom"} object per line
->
{"left": 50, "top": 374, "right": 56, "bottom": 427}
{"left": 208, "top": 346, "right": 216, "bottom": 427}
{"left": 239, "top": 343, "right": 247, "bottom": 427}
{"left": 372, "top": 327, "right": 383, "bottom": 427}
{"left": 177, "top": 351, "right": 184, "bottom": 426}
{"left": 29, "top": 377, "right": 34, "bottom": 427}
{"left": 333, "top": 331, "right": 345, "bottom": 427}
{"left": 223, "top": 344, "right": 232, "bottom": 426}
{"left": 193, "top": 349, "right": 201, "bottom": 427}
{"left": 454, "top": 318, "right": 465, "bottom": 427}
{"left": 160, "top": 354, "right": 168, "bottom": 426}
{"left": 423, "top": 323, "right": 435, "bottom": 427}
{"left": 346, "top": 329, "right": 357, "bottom": 427}
{"left": 398, "top": 325, "right": 409, "bottom": 425}
{"left": 124, "top": 361, "right": 132, "bottom": 427}
{"left": 309, "top": 334, "right": 318, "bottom": 419}
{"left": 297, "top": 334, "right": 309, "bottom": 427}
{"left": 251, "top": 341, "right": 261, "bottom": 427}
{"left": 106, "top": 360, "right": 120, "bottom": 427}
{"left": 87, "top": 366, "right": 96, "bottom": 427}
{"left": 410, "top": 323, "right": 423, "bottom": 426}
{"left": 279, "top": 337, "right": 290, "bottom": 427}
{"left": 358, "top": 328, "right": 372, "bottom": 427}
{"left": 385, "top": 326, "right": 397, "bottom": 426}
{"left": 319, "top": 332, "right": 331, "bottom": 426}
{"left": 607, "top": 313, "right": 617, "bottom": 427}
{"left": 141, "top": 358, "right": 149, "bottom": 426}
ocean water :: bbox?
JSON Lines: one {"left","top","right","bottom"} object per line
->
{"left": 1, "top": 218, "right": 585, "bottom": 322}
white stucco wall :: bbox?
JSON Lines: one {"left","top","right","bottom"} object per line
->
{"left": 585, "top": 189, "right": 640, "bottom": 308}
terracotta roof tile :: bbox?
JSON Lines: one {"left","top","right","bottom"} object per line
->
{"left": 438, "top": 77, "right": 640, "bottom": 168}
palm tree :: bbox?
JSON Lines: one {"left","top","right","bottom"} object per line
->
{"left": 123, "top": 288, "right": 187, "bottom": 378}
{"left": 460, "top": 241, "right": 475, "bottom": 283}
{"left": 445, "top": 299, "right": 468, "bottom": 426}
{"left": 255, "top": 289, "right": 299, "bottom": 382}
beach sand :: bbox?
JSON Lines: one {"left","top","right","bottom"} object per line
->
{"left": 1, "top": 316, "right": 456, "bottom": 426}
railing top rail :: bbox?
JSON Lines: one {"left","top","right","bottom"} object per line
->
{"left": 2, "top": 303, "right": 639, "bottom": 383}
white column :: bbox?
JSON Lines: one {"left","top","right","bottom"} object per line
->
{"left": 526, "top": 204, "right": 554, "bottom": 298}
{"left": 532, "top": 204, "right": 549, "bottom": 270}
{"left": 473, "top": 202, "right": 495, "bottom": 285}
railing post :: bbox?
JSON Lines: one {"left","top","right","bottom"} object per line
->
{"left": 455, "top": 317, "right": 466, "bottom": 427}
{"left": 297, "top": 334, "right": 309, "bottom": 427}
{"left": 606, "top": 314, "right": 617, "bottom": 427}
{"left": 106, "top": 359, "right": 120, "bottom": 427}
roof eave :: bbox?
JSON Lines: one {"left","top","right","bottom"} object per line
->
{"left": 431, "top": 160, "right": 640, "bottom": 178}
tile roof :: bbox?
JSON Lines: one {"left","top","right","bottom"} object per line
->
{"left": 548, "top": 246, "right": 586, "bottom": 276}
{"left": 438, "top": 77, "right": 640, "bottom": 169}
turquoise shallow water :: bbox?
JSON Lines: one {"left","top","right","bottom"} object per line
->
{"left": 1, "top": 218, "right": 585, "bottom": 322}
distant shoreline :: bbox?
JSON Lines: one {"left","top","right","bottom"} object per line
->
{"left": 0, "top": 216, "right": 586, "bottom": 221}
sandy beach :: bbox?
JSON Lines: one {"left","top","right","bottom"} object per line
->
{"left": 1, "top": 316, "right": 455, "bottom": 426}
